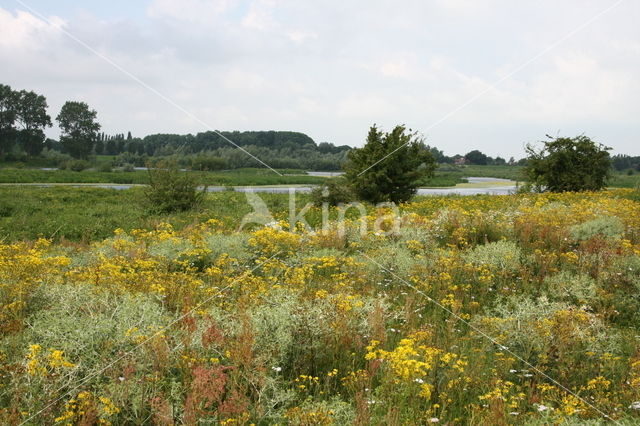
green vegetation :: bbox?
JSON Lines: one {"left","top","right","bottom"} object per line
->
{"left": 310, "top": 177, "right": 355, "bottom": 206}
{"left": 56, "top": 101, "right": 101, "bottom": 159}
{"left": 609, "top": 172, "right": 640, "bottom": 189}
{"left": 0, "top": 186, "right": 342, "bottom": 242}
{"left": 525, "top": 135, "right": 611, "bottom": 192}
{"left": 0, "top": 167, "right": 326, "bottom": 186}
{"left": 0, "top": 83, "right": 52, "bottom": 157}
{"left": 418, "top": 164, "right": 525, "bottom": 187}
{"left": 144, "top": 163, "right": 206, "bottom": 213}
{"left": 344, "top": 125, "right": 436, "bottom": 203}
{"left": 2, "top": 189, "right": 640, "bottom": 423}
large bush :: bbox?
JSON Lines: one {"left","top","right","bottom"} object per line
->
{"left": 524, "top": 135, "right": 611, "bottom": 192}
{"left": 144, "top": 162, "right": 205, "bottom": 213}
{"left": 344, "top": 125, "right": 436, "bottom": 203}
{"left": 309, "top": 177, "right": 355, "bottom": 206}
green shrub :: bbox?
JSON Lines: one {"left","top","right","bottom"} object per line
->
{"left": 477, "top": 295, "right": 623, "bottom": 362}
{"left": 41, "top": 149, "right": 72, "bottom": 167}
{"left": 121, "top": 163, "right": 135, "bottom": 172}
{"left": 524, "top": 135, "right": 611, "bottom": 192}
{"left": 20, "top": 283, "right": 172, "bottom": 370}
{"left": 190, "top": 154, "right": 227, "bottom": 171}
{"left": 310, "top": 177, "right": 355, "bottom": 206}
{"left": 343, "top": 125, "right": 436, "bottom": 203}
{"left": 544, "top": 271, "right": 597, "bottom": 304}
{"left": 570, "top": 216, "right": 624, "bottom": 241}
{"left": 96, "top": 161, "right": 113, "bottom": 172}
{"left": 143, "top": 162, "right": 206, "bottom": 213}
{"left": 463, "top": 240, "right": 522, "bottom": 272}
{"left": 62, "top": 159, "right": 91, "bottom": 172}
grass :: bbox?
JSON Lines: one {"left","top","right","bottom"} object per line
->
{"left": 0, "top": 186, "right": 304, "bottom": 242}
{"left": 0, "top": 167, "right": 326, "bottom": 186}
{"left": 609, "top": 172, "right": 640, "bottom": 189}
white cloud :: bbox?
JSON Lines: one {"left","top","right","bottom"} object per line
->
{"left": 0, "top": 8, "right": 65, "bottom": 50}
{"left": 147, "top": 0, "right": 234, "bottom": 22}
{"left": 0, "top": 0, "right": 638, "bottom": 158}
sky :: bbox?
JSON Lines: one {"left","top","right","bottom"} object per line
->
{"left": 1, "top": 0, "right": 639, "bottom": 158}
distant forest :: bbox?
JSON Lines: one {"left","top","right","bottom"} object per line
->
{"left": 47, "top": 130, "right": 352, "bottom": 171}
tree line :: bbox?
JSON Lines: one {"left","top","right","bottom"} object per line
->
{"left": 1, "top": 83, "right": 355, "bottom": 170}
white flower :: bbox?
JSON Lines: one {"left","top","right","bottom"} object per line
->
{"left": 536, "top": 404, "right": 550, "bottom": 412}
{"left": 271, "top": 366, "right": 282, "bottom": 372}
{"left": 429, "top": 418, "right": 439, "bottom": 423}
{"left": 509, "top": 412, "right": 520, "bottom": 416}
{"left": 509, "top": 369, "right": 518, "bottom": 373}
{"left": 629, "top": 401, "right": 640, "bottom": 410}
{"left": 414, "top": 378, "right": 425, "bottom": 384}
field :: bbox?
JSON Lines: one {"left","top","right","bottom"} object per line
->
{"left": 0, "top": 167, "right": 326, "bottom": 186}
{"left": 1, "top": 187, "right": 640, "bottom": 424}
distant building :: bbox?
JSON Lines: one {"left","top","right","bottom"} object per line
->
{"left": 454, "top": 157, "right": 467, "bottom": 165}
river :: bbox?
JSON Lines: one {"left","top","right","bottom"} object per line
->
{"left": 3, "top": 177, "right": 518, "bottom": 195}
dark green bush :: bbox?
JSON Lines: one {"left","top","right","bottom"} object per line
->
{"left": 143, "top": 162, "right": 205, "bottom": 213}
{"left": 525, "top": 135, "right": 611, "bottom": 192}
{"left": 63, "top": 159, "right": 91, "bottom": 172}
{"left": 96, "top": 161, "right": 113, "bottom": 172}
{"left": 190, "top": 154, "right": 227, "bottom": 171}
{"left": 343, "top": 125, "right": 436, "bottom": 203}
{"left": 310, "top": 178, "right": 355, "bottom": 206}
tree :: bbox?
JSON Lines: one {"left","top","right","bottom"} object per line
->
{"left": 344, "top": 125, "right": 436, "bottom": 203}
{"left": 56, "top": 101, "right": 101, "bottom": 159}
{"left": 0, "top": 84, "right": 17, "bottom": 156}
{"left": 14, "top": 90, "right": 52, "bottom": 156}
{"left": 94, "top": 139, "right": 104, "bottom": 155}
{"left": 524, "top": 135, "right": 611, "bottom": 192}
{"left": 464, "top": 149, "right": 489, "bottom": 165}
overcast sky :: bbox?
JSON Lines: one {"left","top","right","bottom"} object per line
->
{"left": 1, "top": 0, "right": 638, "bottom": 158}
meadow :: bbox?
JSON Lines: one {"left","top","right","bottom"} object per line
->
{"left": 1, "top": 187, "right": 640, "bottom": 424}
{"left": 0, "top": 167, "right": 326, "bottom": 187}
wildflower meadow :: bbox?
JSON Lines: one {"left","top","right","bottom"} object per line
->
{"left": 1, "top": 189, "right": 640, "bottom": 424}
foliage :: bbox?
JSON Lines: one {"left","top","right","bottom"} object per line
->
{"left": 143, "top": 162, "right": 206, "bottom": 213}
{"left": 61, "top": 159, "right": 92, "bottom": 172}
{"left": 570, "top": 216, "right": 625, "bottom": 241}
{"left": 0, "top": 84, "right": 52, "bottom": 157}
{"left": 56, "top": 101, "right": 101, "bottom": 159}
{"left": 0, "top": 84, "right": 16, "bottom": 156}
{"left": 310, "top": 177, "right": 355, "bottom": 206}
{"left": 190, "top": 153, "right": 227, "bottom": 171}
{"left": 464, "top": 149, "right": 490, "bottom": 165}
{"left": 525, "top": 135, "right": 612, "bottom": 192}
{"left": 0, "top": 167, "right": 327, "bottom": 186}
{"left": 13, "top": 90, "right": 52, "bottom": 156}
{"left": 344, "top": 125, "right": 436, "bottom": 203}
